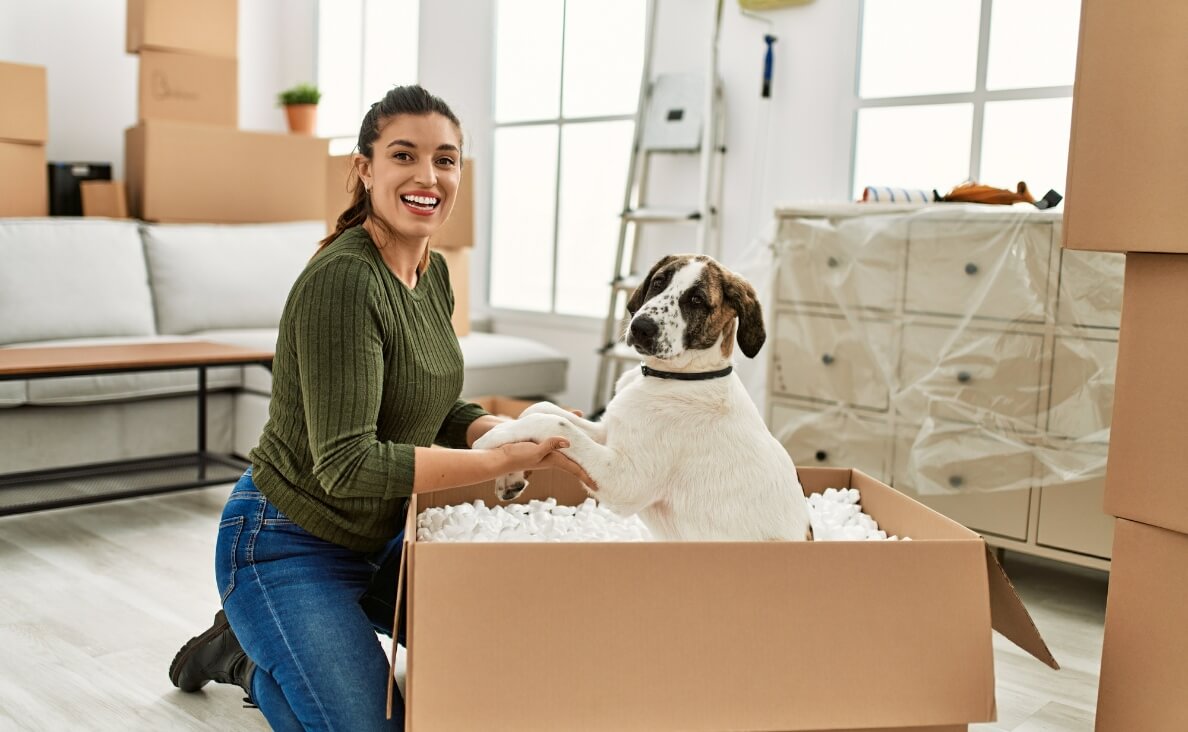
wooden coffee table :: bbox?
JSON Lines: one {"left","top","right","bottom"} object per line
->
{"left": 0, "top": 341, "right": 274, "bottom": 515}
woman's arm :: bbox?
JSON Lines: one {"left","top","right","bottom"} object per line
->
{"left": 412, "top": 437, "right": 572, "bottom": 493}
{"left": 465, "top": 414, "right": 509, "bottom": 447}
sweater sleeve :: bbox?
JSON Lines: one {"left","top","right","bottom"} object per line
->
{"left": 434, "top": 399, "right": 490, "bottom": 449}
{"left": 291, "top": 256, "right": 416, "bottom": 500}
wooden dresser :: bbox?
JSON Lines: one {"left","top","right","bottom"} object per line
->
{"left": 767, "top": 203, "right": 1123, "bottom": 569}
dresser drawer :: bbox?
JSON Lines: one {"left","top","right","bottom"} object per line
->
{"left": 769, "top": 402, "right": 892, "bottom": 481}
{"left": 1057, "top": 249, "right": 1124, "bottom": 329}
{"left": 1038, "top": 474, "right": 1113, "bottom": 559}
{"left": 1047, "top": 337, "right": 1118, "bottom": 440}
{"left": 775, "top": 216, "right": 906, "bottom": 311}
{"left": 893, "top": 430, "right": 1034, "bottom": 540}
{"left": 905, "top": 220, "right": 1053, "bottom": 322}
{"left": 897, "top": 324, "right": 1044, "bottom": 425}
{"left": 771, "top": 312, "right": 895, "bottom": 410}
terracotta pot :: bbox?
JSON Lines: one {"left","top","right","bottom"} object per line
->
{"left": 284, "top": 104, "right": 318, "bottom": 135}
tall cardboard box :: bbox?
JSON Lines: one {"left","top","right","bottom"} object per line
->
{"left": 138, "top": 49, "right": 237, "bottom": 126}
{"left": 325, "top": 153, "right": 356, "bottom": 234}
{"left": 432, "top": 158, "right": 474, "bottom": 250}
{"left": 1101, "top": 254, "right": 1188, "bottom": 535}
{"left": 1063, "top": 0, "right": 1188, "bottom": 253}
{"left": 392, "top": 466, "right": 1058, "bottom": 731}
{"left": 126, "top": 0, "right": 238, "bottom": 59}
{"left": 0, "top": 61, "right": 48, "bottom": 217}
{"left": 434, "top": 246, "right": 470, "bottom": 336}
{"left": 0, "top": 62, "right": 48, "bottom": 144}
{"left": 1096, "top": 519, "right": 1188, "bottom": 730}
{"left": 125, "top": 119, "right": 327, "bottom": 223}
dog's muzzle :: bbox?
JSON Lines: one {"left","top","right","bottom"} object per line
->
{"left": 627, "top": 316, "right": 659, "bottom": 355}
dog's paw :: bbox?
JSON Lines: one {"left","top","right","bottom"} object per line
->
{"left": 494, "top": 471, "right": 529, "bottom": 501}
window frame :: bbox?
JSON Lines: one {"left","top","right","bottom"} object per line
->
{"left": 488, "top": 0, "right": 642, "bottom": 318}
{"left": 850, "top": 0, "right": 1075, "bottom": 199}
{"left": 315, "top": 0, "right": 420, "bottom": 150}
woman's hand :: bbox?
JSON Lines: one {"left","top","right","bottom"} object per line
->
{"left": 496, "top": 437, "right": 597, "bottom": 489}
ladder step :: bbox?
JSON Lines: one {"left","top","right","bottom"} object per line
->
{"left": 621, "top": 207, "right": 702, "bottom": 222}
{"left": 612, "top": 274, "right": 645, "bottom": 292}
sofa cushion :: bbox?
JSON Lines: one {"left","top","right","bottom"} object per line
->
{"left": 2, "top": 336, "right": 243, "bottom": 406}
{"left": 459, "top": 332, "right": 568, "bottom": 398}
{"left": 0, "top": 218, "right": 156, "bottom": 346}
{"left": 142, "top": 221, "right": 323, "bottom": 335}
{"left": 181, "top": 329, "right": 568, "bottom": 401}
{"left": 0, "top": 381, "right": 27, "bottom": 409}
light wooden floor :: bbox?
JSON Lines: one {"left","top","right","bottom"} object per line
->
{"left": 0, "top": 484, "right": 1106, "bottom": 731}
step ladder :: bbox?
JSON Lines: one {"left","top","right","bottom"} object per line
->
{"left": 590, "top": 0, "right": 727, "bottom": 418}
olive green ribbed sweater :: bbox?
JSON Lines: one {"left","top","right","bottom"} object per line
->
{"left": 249, "top": 226, "right": 487, "bottom": 552}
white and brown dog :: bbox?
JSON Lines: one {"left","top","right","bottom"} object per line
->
{"left": 473, "top": 254, "right": 812, "bottom": 541}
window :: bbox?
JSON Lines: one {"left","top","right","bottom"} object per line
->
{"left": 489, "top": 0, "right": 647, "bottom": 317}
{"left": 317, "top": 0, "right": 420, "bottom": 149}
{"left": 852, "top": 0, "right": 1080, "bottom": 201}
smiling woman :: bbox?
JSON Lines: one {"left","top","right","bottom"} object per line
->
{"left": 166, "top": 85, "right": 589, "bottom": 731}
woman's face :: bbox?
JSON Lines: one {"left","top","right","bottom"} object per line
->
{"left": 357, "top": 112, "right": 462, "bottom": 242}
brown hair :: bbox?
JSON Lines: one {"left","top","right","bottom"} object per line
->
{"left": 318, "top": 85, "right": 463, "bottom": 256}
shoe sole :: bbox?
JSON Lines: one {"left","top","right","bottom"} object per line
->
{"left": 169, "top": 609, "right": 230, "bottom": 691}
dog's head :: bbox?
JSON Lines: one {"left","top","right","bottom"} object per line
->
{"left": 624, "top": 254, "right": 765, "bottom": 362}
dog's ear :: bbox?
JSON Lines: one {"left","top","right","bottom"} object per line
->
{"left": 723, "top": 273, "right": 766, "bottom": 358}
{"left": 626, "top": 255, "right": 678, "bottom": 314}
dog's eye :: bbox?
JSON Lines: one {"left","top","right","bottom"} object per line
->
{"left": 688, "top": 292, "right": 705, "bottom": 306}
{"left": 649, "top": 276, "right": 668, "bottom": 293}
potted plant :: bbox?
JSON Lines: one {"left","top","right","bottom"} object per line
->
{"left": 278, "top": 83, "right": 322, "bottom": 135}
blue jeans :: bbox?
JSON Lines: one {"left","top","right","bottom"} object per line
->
{"left": 215, "top": 469, "right": 406, "bottom": 731}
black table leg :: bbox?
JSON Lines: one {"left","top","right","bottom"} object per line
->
{"left": 198, "top": 366, "right": 207, "bottom": 480}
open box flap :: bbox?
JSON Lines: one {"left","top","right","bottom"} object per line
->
{"left": 984, "top": 545, "right": 1059, "bottom": 670}
{"left": 386, "top": 494, "right": 416, "bottom": 721}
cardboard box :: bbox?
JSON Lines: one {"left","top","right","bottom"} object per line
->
{"left": 434, "top": 246, "right": 469, "bottom": 337}
{"left": 1063, "top": 0, "right": 1188, "bottom": 254}
{"left": 467, "top": 396, "right": 541, "bottom": 418}
{"left": 0, "top": 62, "right": 48, "bottom": 144}
{"left": 0, "top": 141, "right": 47, "bottom": 216}
{"left": 391, "top": 467, "right": 1057, "bottom": 731}
{"left": 138, "top": 49, "right": 237, "bottom": 126}
{"left": 325, "top": 153, "right": 357, "bottom": 234}
{"left": 432, "top": 158, "right": 474, "bottom": 250}
{"left": 1102, "top": 253, "right": 1188, "bottom": 534}
{"left": 126, "top": 0, "right": 238, "bottom": 59}
{"left": 80, "top": 180, "right": 129, "bottom": 218}
{"left": 1096, "top": 518, "right": 1188, "bottom": 731}
{"left": 125, "top": 119, "right": 327, "bottom": 223}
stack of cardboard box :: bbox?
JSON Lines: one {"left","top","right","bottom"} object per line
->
{"left": 1064, "top": 1, "right": 1188, "bottom": 729}
{"left": 325, "top": 155, "right": 475, "bottom": 336}
{"left": 124, "top": 0, "right": 326, "bottom": 223}
{"left": 0, "top": 61, "right": 48, "bottom": 216}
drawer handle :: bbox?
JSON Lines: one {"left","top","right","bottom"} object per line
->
{"left": 964, "top": 262, "right": 979, "bottom": 276}
{"left": 815, "top": 450, "right": 828, "bottom": 462}
{"left": 948, "top": 475, "right": 964, "bottom": 488}
{"left": 821, "top": 353, "right": 835, "bottom": 366}
{"left": 956, "top": 370, "right": 972, "bottom": 384}
{"left": 826, "top": 256, "right": 840, "bottom": 268}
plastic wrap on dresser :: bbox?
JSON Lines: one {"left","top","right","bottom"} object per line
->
{"left": 767, "top": 203, "right": 1123, "bottom": 498}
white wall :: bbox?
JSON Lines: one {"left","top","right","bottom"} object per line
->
{"left": 0, "top": 0, "right": 317, "bottom": 179}
{"left": 419, "top": 0, "right": 861, "bottom": 411}
{"left": 0, "top": 0, "right": 858, "bottom": 412}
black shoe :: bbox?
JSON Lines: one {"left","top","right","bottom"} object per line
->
{"left": 169, "top": 609, "right": 256, "bottom": 697}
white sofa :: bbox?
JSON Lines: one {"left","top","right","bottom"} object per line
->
{"left": 0, "top": 218, "right": 567, "bottom": 473}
